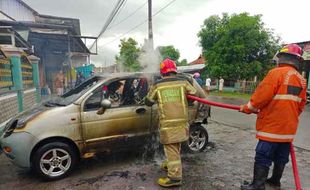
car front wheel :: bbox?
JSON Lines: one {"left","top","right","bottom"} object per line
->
{"left": 32, "top": 142, "right": 77, "bottom": 180}
{"left": 184, "top": 125, "right": 208, "bottom": 153}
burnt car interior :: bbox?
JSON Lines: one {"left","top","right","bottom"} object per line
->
{"left": 84, "top": 77, "right": 149, "bottom": 111}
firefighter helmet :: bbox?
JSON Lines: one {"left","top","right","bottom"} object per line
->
{"left": 160, "top": 58, "right": 177, "bottom": 75}
{"left": 276, "top": 44, "right": 304, "bottom": 63}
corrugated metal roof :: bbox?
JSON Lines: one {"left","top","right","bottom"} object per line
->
{"left": 0, "top": 0, "right": 36, "bottom": 21}
{"left": 177, "top": 64, "right": 205, "bottom": 73}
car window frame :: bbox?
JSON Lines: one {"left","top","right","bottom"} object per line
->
{"left": 83, "top": 76, "right": 150, "bottom": 112}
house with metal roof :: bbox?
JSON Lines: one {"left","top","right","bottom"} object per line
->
{"left": 0, "top": 0, "right": 96, "bottom": 92}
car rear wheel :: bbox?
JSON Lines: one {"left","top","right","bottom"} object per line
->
{"left": 184, "top": 125, "right": 208, "bottom": 153}
{"left": 32, "top": 142, "right": 77, "bottom": 180}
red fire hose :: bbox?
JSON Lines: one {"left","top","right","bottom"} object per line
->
{"left": 187, "top": 95, "right": 302, "bottom": 190}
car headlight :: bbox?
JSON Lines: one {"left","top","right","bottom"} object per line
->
{"left": 15, "top": 118, "right": 27, "bottom": 129}
{"left": 3, "top": 120, "right": 18, "bottom": 138}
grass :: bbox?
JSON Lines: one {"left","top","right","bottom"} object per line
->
{"left": 209, "top": 91, "right": 252, "bottom": 99}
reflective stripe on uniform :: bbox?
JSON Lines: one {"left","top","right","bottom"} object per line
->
{"left": 167, "top": 160, "right": 181, "bottom": 166}
{"left": 247, "top": 102, "right": 259, "bottom": 112}
{"left": 273, "top": 94, "right": 302, "bottom": 102}
{"left": 160, "top": 124, "right": 187, "bottom": 131}
{"left": 257, "top": 131, "right": 295, "bottom": 140}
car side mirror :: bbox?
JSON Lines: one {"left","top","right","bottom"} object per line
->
{"left": 97, "top": 99, "right": 111, "bottom": 115}
{"left": 101, "top": 99, "right": 111, "bottom": 109}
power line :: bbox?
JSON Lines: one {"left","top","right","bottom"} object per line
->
{"left": 102, "top": 20, "right": 147, "bottom": 46}
{"left": 109, "top": 0, "right": 128, "bottom": 27}
{"left": 153, "top": 0, "right": 176, "bottom": 17}
{"left": 102, "top": 0, "right": 178, "bottom": 47}
{"left": 107, "top": 1, "right": 148, "bottom": 30}
{"left": 89, "top": 0, "right": 127, "bottom": 50}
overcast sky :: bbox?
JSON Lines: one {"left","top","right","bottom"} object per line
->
{"left": 24, "top": 0, "right": 310, "bottom": 67}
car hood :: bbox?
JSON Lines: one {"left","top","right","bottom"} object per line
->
{"left": 7, "top": 104, "right": 53, "bottom": 130}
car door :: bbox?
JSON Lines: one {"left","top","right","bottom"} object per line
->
{"left": 80, "top": 77, "right": 152, "bottom": 152}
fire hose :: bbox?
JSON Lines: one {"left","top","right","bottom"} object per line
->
{"left": 187, "top": 95, "right": 302, "bottom": 190}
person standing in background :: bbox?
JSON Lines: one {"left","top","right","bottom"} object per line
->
{"left": 205, "top": 76, "right": 211, "bottom": 94}
{"left": 75, "top": 72, "right": 85, "bottom": 87}
{"left": 55, "top": 70, "right": 64, "bottom": 96}
{"left": 193, "top": 72, "right": 204, "bottom": 87}
{"left": 219, "top": 77, "right": 224, "bottom": 94}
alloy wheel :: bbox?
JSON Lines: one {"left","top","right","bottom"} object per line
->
{"left": 39, "top": 148, "right": 72, "bottom": 177}
{"left": 188, "top": 129, "right": 206, "bottom": 152}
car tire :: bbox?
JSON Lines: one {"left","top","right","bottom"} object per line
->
{"left": 32, "top": 142, "right": 77, "bottom": 180}
{"left": 183, "top": 125, "right": 209, "bottom": 153}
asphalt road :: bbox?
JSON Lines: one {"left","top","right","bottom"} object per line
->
{"left": 207, "top": 96, "right": 310, "bottom": 150}
{"left": 0, "top": 95, "right": 309, "bottom": 189}
{"left": 1, "top": 120, "right": 309, "bottom": 190}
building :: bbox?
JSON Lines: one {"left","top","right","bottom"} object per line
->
{"left": 94, "top": 65, "right": 119, "bottom": 74}
{"left": 0, "top": 0, "right": 96, "bottom": 92}
{"left": 188, "top": 54, "right": 206, "bottom": 65}
{"left": 0, "top": 0, "right": 98, "bottom": 122}
{"left": 179, "top": 54, "right": 206, "bottom": 75}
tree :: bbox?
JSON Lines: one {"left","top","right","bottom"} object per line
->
{"left": 178, "top": 59, "right": 188, "bottom": 66}
{"left": 198, "top": 13, "right": 280, "bottom": 80}
{"left": 158, "top": 45, "right": 181, "bottom": 65}
{"left": 115, "top": 38, "right": 142, "bottom": 72}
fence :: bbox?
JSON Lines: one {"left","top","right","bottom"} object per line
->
{"left": 0, "top": 54, "right": 13, "bottom": 92}
{"left": 21, "top": 55, "right": 34, "bottom": 89}
{"left": 210, "top": 79, "right": 259, "bottom": 94}
{"left": 0, "top": 49, "right": 40, "bottom": 123}
{"left": 234, "top": 80, "right": 259, "bottom": 94}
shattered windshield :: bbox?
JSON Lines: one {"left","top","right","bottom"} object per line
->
{"left": 45, "top": 76, "right": 101, "bottom": 106}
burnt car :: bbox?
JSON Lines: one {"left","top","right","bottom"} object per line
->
{"left": 0, "top": 72, "right": 210, "bottom": 180}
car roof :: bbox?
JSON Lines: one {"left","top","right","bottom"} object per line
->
{"left": 94, "top": 72, "right": 159, "bottom": 79}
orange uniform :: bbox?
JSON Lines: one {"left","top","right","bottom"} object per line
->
{"left": 244, "top": 65, "right": 307, "bottom": 142}
{"left": 240, "top": 44, "right": 306, "bottom": 190}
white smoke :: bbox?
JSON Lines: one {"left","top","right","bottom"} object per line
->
{"left": 139, "top": 39, "right": 162, "bottom": 73}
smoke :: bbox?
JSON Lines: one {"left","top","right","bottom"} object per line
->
{"left": 114, "top": 39, "right": 162, "bottom": 73}
{"left": 139, "top": 39, "right": 162, "bottom": 73}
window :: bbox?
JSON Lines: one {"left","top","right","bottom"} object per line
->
{"left": 0, "top": 35, "right": 12, "bottom": 45}
{"left": 83, "top": 77, "right": 149, "bottom": 111}
{"left": 121, "top": 78, "right": 148, "bottom": 106}
{"left": 84, "top": 88, "right": 102, "bottom": 111}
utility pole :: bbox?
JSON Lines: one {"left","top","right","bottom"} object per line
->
{"left": 148, "top": 0, "right": 154, "bottom": 49}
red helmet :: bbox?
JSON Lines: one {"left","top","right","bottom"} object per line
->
{"left": 276, "top": 44, "right": 304, "bottom": 62}
{"left": 160, "top": 58, "right": 177, "bottom": 75}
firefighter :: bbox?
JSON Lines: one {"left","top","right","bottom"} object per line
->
{"left": 145, "top": 58, "right": 197, "bottom": 187}
{"left": 239, "top": 44, "right": 307, "bottom": 190}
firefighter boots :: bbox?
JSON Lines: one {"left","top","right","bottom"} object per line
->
{"left": 157, "top": 177, "right": 182, "bottom": 187}
{"left": 266, "top": 164, "right": 285, "bottom": 189}
{"left": 241, "top": 164, "right": 269, "bottom": 190}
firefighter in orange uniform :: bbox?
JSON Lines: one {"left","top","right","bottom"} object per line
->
{"left": 240, "top": 44, "right": 307, "bottom": 190}
{"left": 145, "top": 58, "right": 197, "bottom": 187}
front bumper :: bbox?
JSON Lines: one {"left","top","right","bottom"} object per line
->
{"left": 0, "top": 132, "right": 38, "bottom": 168}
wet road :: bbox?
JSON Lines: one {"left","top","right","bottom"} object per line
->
{"left": 0, "top": 95, "right": 309, "bottom": 189}
{"left": 207, "top": 96, "right": 310, "bottom": 150}
{"left": 1, "top": 119, "right": 309, "bottom": 190}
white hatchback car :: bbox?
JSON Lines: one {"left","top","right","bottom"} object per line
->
{"left": 0, "top": 72, "right": 210, "bottom": 180}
